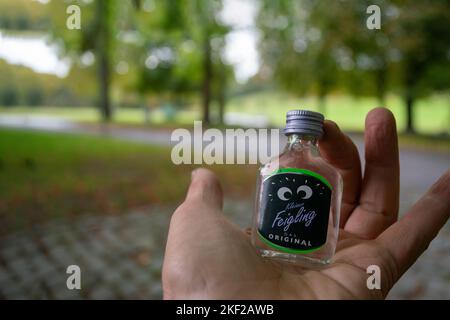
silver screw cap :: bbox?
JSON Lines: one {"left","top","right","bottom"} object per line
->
{"left": 283, "top": 109, "right": 325, "bottom": 137}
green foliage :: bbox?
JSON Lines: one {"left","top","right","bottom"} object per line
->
{"left": 257, "top": 0, "right": 450, "bottom": 99}
{"left": 256, "top": 0, "right": 450, "bottom": 132}
{"left": 0, "top": 58, "right": 95, "bottom": 107}
{"left": 134, "top": 1, "right": 230, "bottom": 95}
{"left": 393, "top": 0, "right": 450, "bottom": 97}
{"left": 0, "top": 84, "right": 19, "bottom": 107}
{"left": 0, "top": 0, "right": 49, "bottom": 31}
{"left": 257, "top": 0, "right": 343, "bottom": 101}
{"left": 45, "top": 0, "right": 233, "bottom": 120}
{"left": 24, "top": 87, "right": 43, "bottom": 106}
{"left": 48, "top": 0, "right": 130, "bottom": 119}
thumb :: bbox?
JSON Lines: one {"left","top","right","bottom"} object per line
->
{"left": 163, "top": 169, "right": 224, "bottom": 298}
{"left": 185, "top": 168, "right": 224, "bottom": 210}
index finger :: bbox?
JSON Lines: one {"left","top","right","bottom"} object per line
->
{"left": 319, "top": 120, "right": 362, "bottom": 226}
{"left": 345, "top": 108, "right": 400, "bottom": 239}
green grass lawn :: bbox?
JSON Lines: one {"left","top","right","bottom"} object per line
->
{"left": 227, "top": 91, "right": 450, "bottom": 134}
{"left": 1, "top": 92, "right": 448, "bottom": 134}
{"left": 0, "top": 128, "right": 257, "bottom": 235}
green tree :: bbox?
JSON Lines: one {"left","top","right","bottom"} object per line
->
{"left": 0, "top": 0, "right": 49, "bottom": 31}
{"left": 333, "top": 1, "right": 394, "bottom": 105}
{"left": 0, "top": 85, "right": 19, "bottom": 107}
{"left": 339, "top": 0, "right": 450, "bottom": 133}
{"left": 133, "top": 1, "right": 199, "bottom": 109}
{"left": 134, "top": 0, "right": 231, "bottom": 124}
{"left": 257, "top": 0, "right": 346, "bottom": 114}
{"left": 25, "top": 87, "right": 44, "bottom": 106}
{"left": 391, "top": 0, "right": 450, "bottom": 133}
{"left": 257, "top": 0, "right": 450, "bottom": 133}
{"left": 0, "top": 58, "right": 76, "bottom": 107}
{"left": 49, "top": 0, "right": 135, "bottom": 121}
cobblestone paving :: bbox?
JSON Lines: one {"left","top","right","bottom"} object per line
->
{"left": 0, "top": 208, "right": 168, "bottom": 299}
{"left": 0, "top": 198, "right": 449, "bottom": 299}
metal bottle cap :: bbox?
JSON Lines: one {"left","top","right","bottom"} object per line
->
{"left": 283, "top": 109, "right": 325, "bottom": 137}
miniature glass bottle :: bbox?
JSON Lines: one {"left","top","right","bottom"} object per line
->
{"left": 252, "top": 110, "right": 343, "bottom": 268}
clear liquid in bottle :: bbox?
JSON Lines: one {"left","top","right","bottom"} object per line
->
{"left": 251, "top": 110, "right": 343, "bottom": 269}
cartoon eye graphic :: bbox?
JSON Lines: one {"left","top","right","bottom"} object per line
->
{"left": 277, "top": 187, "right": 292, "bottom": 201}
{"left": 297, "top": 185, "right": 313, "bottom": 199}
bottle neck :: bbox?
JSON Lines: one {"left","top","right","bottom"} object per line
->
{"left": 286, "top": 134, "right": 319, "bottom": 153}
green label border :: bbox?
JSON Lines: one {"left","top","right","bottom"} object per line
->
{"left": 264, "top": 167, "right": 332, "bottom": 190}
{"left": 257, "top": 230, "right": 324, "bottom": 254}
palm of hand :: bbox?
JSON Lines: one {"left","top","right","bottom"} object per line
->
{"left": 163, "top": 109, "right": 450, "bottom": 299}
{"left": 164, "top": 204, "right": 393, "bottom": 299}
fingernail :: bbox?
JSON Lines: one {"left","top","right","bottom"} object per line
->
{"left": 327, "top": 120, "right": 340, "bottom": 130}
{"left": 191, "top": 168, "right": 199, "bottom": 179}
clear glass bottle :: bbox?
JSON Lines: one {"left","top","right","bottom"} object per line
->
{"left": 251, "top": 110, "right": 342, "bottom": 269}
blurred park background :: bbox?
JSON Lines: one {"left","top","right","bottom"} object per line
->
{"left": 0, "top": 0, "right": 449, "bottom": 299}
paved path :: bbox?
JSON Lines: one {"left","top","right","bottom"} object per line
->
{"left": 0, "top": 114, "right": 449, "bottom": 299}
{"left": 1, "top": 199, "right": 449, "bottom": 299}
{"left": 0, "top": 114, "right": 172, "bottom": 145}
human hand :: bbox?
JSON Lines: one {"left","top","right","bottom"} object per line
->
{"left": 162, "top": 108, "right": 450, "bottom": 299}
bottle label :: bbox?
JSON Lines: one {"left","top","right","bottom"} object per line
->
{"left": 258, "top": 168, "right": 332, "bottom": 253}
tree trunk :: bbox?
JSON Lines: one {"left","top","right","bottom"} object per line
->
{"left": 405, "top": 90, "right": 415, "bottom": 133}
{"left": 98, "top": 50, "right": 111, "bottom": 121}
{"left": 202, "top": 37, "right": 212, "bottom": 125}
{"left": 96, "top": 0, "right": 112, "bottom": 122}
{"left": 217, "top": 64, "right": 226, "bottom": 125}
{"left": 218, "top": 88, "right": 225, "bottom": 125}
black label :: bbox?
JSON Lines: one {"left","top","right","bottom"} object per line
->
{"left": 258, "top": 168, "right": 332, "bottom": 253}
